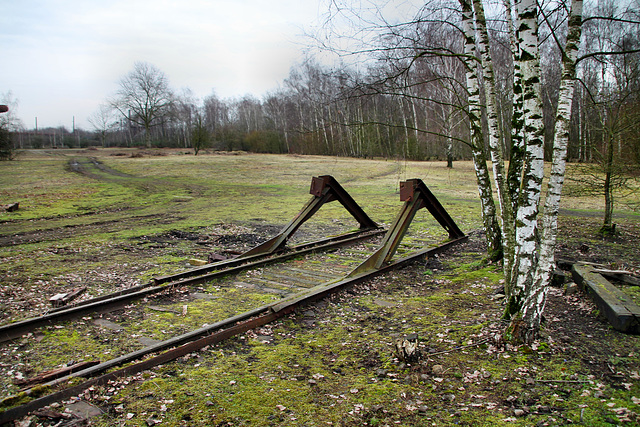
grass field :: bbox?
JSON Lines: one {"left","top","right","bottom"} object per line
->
{"left": 1, "top": 148, "right": 639, "bottom": 426}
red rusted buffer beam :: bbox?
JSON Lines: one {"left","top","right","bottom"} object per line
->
{"left": 349, "top": 178, "right": 465, "bottom": 276}
{"left": 242, "top": 175, "right": 379, "bottom": 257}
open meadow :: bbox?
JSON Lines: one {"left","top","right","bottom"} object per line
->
{"left": 0, "top": 148, "right": 639, "bottom": 426}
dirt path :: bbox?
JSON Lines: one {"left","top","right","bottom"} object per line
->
{"left": 66, "top": 156, "right": 208, "bottom": 198}
{"left": 0, "top": 213, "right": 182, "bottom": 247}
{"left": 67, "top": 157, "right": 135, "bottom": 181}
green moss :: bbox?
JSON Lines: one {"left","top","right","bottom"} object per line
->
{"left": 0, "top": 392, "right": 32, "bottom": 410}
{"left": 2, "top": 151, "right": 639, "bottom": 426}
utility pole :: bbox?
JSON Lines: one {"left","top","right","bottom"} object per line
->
{"left": 73, "top": 116, "right": 79, "bottom": 147}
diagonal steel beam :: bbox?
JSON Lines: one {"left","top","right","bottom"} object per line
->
{"left": 241, "top": 175, "right": 379, "bottom": 257}
{"left": 401, "top": 179, "right": 464, "bottom": 239}
{"left": 348, "top": 179, "right": 465, "bottom": 276}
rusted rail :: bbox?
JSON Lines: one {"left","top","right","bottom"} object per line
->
{"left": 0, "top": 236, "right": 466, "bottom": 424}
{"left": 0, "top": 176, "right": 380, "bottom": 343}
{"left": 0, "top": 230, "right": 383, "bottom": 343}
{"left": 0, "top": 178, "right": 466, "bottom": 424}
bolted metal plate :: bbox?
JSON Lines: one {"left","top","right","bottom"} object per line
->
{"left": 399, "top": 180, "right": 417, "bottom": 201}
{"left": 309, "top": 176, "right": 328, "bottom": 196}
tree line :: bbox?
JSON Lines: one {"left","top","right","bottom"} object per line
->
{"left": 3, "top": 0, "right": 638, "bottom": 170}
{"left": 2, "top": 0, "right": 638, "bottom": 342}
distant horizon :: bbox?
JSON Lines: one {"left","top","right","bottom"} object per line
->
{"left": 1, "top": 0, "right": 326, "bottom": 130}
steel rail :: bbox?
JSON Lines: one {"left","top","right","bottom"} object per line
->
{"left": 0, "top": 236, "right": 467, "bottom": 425}
{"left": 0, "top": 177, "right": 468, "bottom": 423}
{"left": 44, "top": 227, "right": 381, "bottom": 313}
{"left": 152, "top": 227, "right": 381, "bottom": 285}
{"left": 0, "top": 228, "right": 384, "bottom": 343}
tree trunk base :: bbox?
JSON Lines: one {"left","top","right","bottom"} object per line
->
{"left": 599, "top": 224, "right": 616, "bottom": 236}
{"left": 505, "top": 318, "right": 540, "bottom": 345}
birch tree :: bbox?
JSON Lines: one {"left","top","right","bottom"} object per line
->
{"left": 457, "top": 0, "right": 584, "bottom": 342}
{"left": 512, "top": 0, "right": 585, "bottom": 342}
{"left": 460, "top": 0, "right": 503, "bottom": 261}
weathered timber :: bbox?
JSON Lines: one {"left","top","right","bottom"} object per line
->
{"left": 593, "top": 269, "right": 640, "bottom": 287}
{"left": 49, "top": 287, "right": 87, "bottom": 307}
{"left": 13, "top": 361, "right": 100, "bottom": 389}
{"left": 2, "top": 202, "right": 19, "bottom": 212}
{"left": 572, "top": 263, "right": 640, "bottom": 334}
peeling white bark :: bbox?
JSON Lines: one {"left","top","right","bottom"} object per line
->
{"left": 522, "top": 0, "right": 584, "bottom": 337}
{"left": 460, "top": 0, "right": 502, "bottom": 259}
{"left": 458, "top": 0, "right": 583, "bottom": 342}
{"left": 471, "top": 0, "right": 515, "bottom": 274}
{"left": 511, "top": 0, "right": 545, "bottom": 309}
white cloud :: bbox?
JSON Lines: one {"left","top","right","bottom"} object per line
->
{"left": 0, "top": 0, "right": 322, "bottom": 129}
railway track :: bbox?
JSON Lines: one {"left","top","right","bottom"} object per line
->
{"left": 0, "top": 176, "right": 467, "bottom": 424}
{"left": 0, "top": 229, "right": 383, "bottom": 343}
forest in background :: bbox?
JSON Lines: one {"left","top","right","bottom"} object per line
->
{"left": 1, "top": 0, "right": 638, "bottom": 170}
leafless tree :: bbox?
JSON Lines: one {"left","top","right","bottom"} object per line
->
{"left": 567, "top": 0, "right": 640, "bottom": 233}
{"left": 0, "top": 92, "right": 24, "bottom": 159}
{"left": 87, "top": 104, "right": 117, "bottom": 147}
{"left": 110, "top": 62, "right": 174, "bottom": 147}
{"left": 173, "top": 88, "right": 198, "bottom": 149}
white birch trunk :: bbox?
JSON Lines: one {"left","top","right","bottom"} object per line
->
{"left": 411, "top": 95, "right": 419, "bottom": 143}
{"left": 505, "top": 0, "right": 525, "bottom": 212}
{"left": 471, "top": 0, "right": 516, "bottom": 274}
{"left": 401, "top": 97, "right": 410, "bottom": 157}
{"left": 460, "top": 0, "right": 503, "bottom": 260}
{"left": 507, "top": 0, "right": 545, "bottom": 321}
{"left": 517, "top": 0, "right": 584, "bottom": 342}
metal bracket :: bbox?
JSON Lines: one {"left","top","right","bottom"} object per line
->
{"left": 348, "top": 179, "right": 465, "bottom": 276}
{"left": 241, "top": 175, "right": 379, "bottom": 257}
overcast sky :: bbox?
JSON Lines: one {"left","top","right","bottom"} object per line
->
{"left": 0, "top": 0, "right": 326, "bottom": 129}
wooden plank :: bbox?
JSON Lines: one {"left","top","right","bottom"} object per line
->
{"left": 594, "top": 269, "right": 640, "bottom": 287}
{"left": 251, "top": 278, "right": 299, "bottom": 290}
{"left": 14, "top": 361, "right": 100, "bottom": 389}
{"left": 251, "top": 278, "right": 306, "bottom": 293}
{"left": 279, "top": 267, "right": 339, "bottom": 281}
{"left": 572, "top": 264, "right": 640, "bottom": 334}
{"left": 49, "top": 287, "right": 87, "bottom": 307}
{"left": 264, "top": 272, "right": 320, "bottom": 286}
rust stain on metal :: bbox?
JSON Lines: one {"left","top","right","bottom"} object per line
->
{"left": 0, "top": 176, "right": 469, "bottom": 423}
{"left": 242, "top": 175, "right": 379, "bottom": 257}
